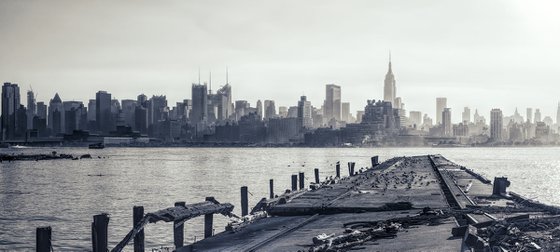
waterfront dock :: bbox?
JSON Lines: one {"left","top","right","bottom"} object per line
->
{"left": 184, "top": 155, "right": 560, "bottom": 251}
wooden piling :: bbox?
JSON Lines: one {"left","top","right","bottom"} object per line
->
{"left": 291, "top": 174, "right": 298, "bottom": 191}
{"left": 241, "top": 186, "right": 249, "bottom": 216}
{"left": 298, "top": 172, "right": 304, "bottom": 190}
{"left": 314, "top": 168, "right": 320, "bottom": 184}
{"left": 92, "top": 213, "right": 109, "bottom": 252}
{"left": 173, "top": 201, "right": 186, "bottom": 249}
{"left": 36, "top": 226, "right": 51, "bottom": 252}
{"left": 336, "top": 162, "right": 340, "bottom": 178}
{"left": 269, "top": 179, "right": 274, "bottom": 199}
{"left": 204, "top": 197, "right": 214, "bottom": 239}
{"left": 133, "top": 206, "right": 145, "bottom": 252}
{"left": 371, "top": 156, "right": 379, "bottom": 168}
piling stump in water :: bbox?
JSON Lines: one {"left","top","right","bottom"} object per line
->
{"left": 241, "top": 186, "right": 249, "bottom": 216}
{"left": 92, "top": 213, "right": 109, "bottom": 252}
{"left": 174, "top": 201, "right": 186, "bottom": 249}
{"left": 133, "top": 206, "right": 145, "bottom": 252}
{"left": 204, "top": 197, "right": 214, "bottom": 238}
{"left": 36, "top": 226, "right": 52, "bottom": 252}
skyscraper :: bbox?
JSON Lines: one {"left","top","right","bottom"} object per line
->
{"left": 256, "top": 100, "right": 263, "bottom": 119}
{"left": 409, "top": 111, "right": 422, "bottom": 127}
{"left": 264, "top": 100, "right": 276, "bottom": 119}
{"left": 324, "top": 84, "right": 341, "bottom": 122}
{"left": 534, "top": 109, "right": 542, "bottom": 123}
{"left": 1, "top": 82, "right": 21, "bottom": 140}
{"left": 26, "top": 90, "right": 36, "bottom": 130}
{"left": 383, "top": 55, "right": 396, "bottom": 106}
{"left": 436, "top": 97, "right": 447, "bottom": 125}
{"left": 341, "top": 102, "right": 350, "bottom": 122}
{"left": 191, "top": 83, "right": 208, "bottom": 124}
{"left": 442, "top": 108, "right": 452, "bottom": 137}
{"left": 96, "top": 91, "right": 112, "bottom": 134}
{"left": 526, "top": 108, "right": 533, "bottom": 123}
{"left": 297, "top": 96, "right": 313, "bottom": 130}
{"left": 48, "top": 93, "right": 63, "bottom": 135}
{"left": 462, "top": 107, "right": 471, "bottom": 123}
{"left": 490, "top": 109, "right": 503, "bottom": 141}
{"left": 556, "top": 103, "right": 560, "bottom": 125}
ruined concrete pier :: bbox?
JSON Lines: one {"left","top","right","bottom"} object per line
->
{"left": 183, "top": 155, "right": 560, "bottom": 252}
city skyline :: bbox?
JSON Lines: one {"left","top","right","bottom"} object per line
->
{"left": 1, "top": 0, "right": 560, "bottom": 119}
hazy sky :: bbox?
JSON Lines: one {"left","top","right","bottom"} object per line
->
{"left": 1, "top": 0, "right": 559, "bottom": 122}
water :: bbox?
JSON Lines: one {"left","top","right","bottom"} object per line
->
{"left": 1, "top": 147, "right": 559, "bottom": 251}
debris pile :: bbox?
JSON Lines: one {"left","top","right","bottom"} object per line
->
{"left": 477, "top": 217, "right": 560, "bottom": 251}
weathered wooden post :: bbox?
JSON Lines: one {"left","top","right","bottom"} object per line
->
{"left": 350, "top": 162, "right": 356, "bottom": 175}
{"left": 291, "top": 174, "right": 298, "bottom": 191}
{"left": 92, "top": 213, "right": 109, "bottom": 252}
{"left": 36, "top": 226, "right": 52, "bottom": 252}
{"left": 133, "top": 206, "right": 145, "bottom": 252}
{"left": 204, "top": 197, "right": 214, "bottom": 239}
{"left": 269, "top": 179, "right": 274, "bottom": 199}
{"left": 298, "top": 172, "right": 305, "bottom": 190}
{"left": 347, "top": 162, "right": 352, "bottom": 176}
{"left": 241, "top": 186, "right": 249, "bottom": 216}
{"left": 371, "top": 156, "right": 379, "bottom": 168}
{"left": 173, "top": 201, "right": 186, "bottom": 249}
{"left": 314, "top": 168, "right": 320, "bottom": 184}
{"left": 336, "top": 162, "right": 341, "bottom": 178}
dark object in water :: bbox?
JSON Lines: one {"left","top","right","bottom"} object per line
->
{"left": 80, "top": 154, "right": 92, "bottom": 159}
{"left": 89, "top": 143, "right": 105, "bottom": 149}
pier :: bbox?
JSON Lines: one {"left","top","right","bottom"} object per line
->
{"left": 36, "top": 155, "right": 560, "bottom": 251}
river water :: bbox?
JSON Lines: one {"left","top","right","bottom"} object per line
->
{"left": 1, "top": 147, "right": 559, "bottom": 251}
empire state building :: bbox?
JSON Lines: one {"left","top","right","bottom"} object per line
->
{"left": 383, "top": 56, "right": 396, "bottom": 106}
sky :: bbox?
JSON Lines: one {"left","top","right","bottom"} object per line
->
{"left": 1, "top": 0, "right": 559, "bottom": 123}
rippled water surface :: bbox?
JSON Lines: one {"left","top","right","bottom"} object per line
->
{"left": 1, "top": 147, "right": 559, "bottom": 250}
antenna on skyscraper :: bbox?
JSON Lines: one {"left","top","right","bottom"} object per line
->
{"left": 198, "top": 67, "right": 201, "bottom": 85}
{"left": 226, "top": 66, "right": 229, "bottom": 85}
{"left": 209, "top": 70, "right": 212, "bottom": 94}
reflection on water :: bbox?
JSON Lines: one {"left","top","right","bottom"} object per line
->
{"left": 1, "top": 147, "right": 559, "bottom": 250}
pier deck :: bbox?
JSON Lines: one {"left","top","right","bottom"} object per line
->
{"left": 183, "top": 155, "right": 560, "bottom": 252}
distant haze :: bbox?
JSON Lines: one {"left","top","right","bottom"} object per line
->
{"left": 1, "top": 0, "right": 559, "bottom": 122}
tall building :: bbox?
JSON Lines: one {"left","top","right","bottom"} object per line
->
{"left": 324, "top": 84, "right": 341, "bottom": 122}
{"left": 534, "top": 109, "right": 542, "bottom": 123}
{"left": 96, "top": 91, "right": 112, "bottom": 134}
{"left": 278, "top": 106, "right": 287, "bottom": 118}
{"left": 264, "top": 100, "right": 276, "bottom": 119}
{"left": 462, "top": 107, "right": 471, "bottom": 123}
{"left": 556, "top": 103, "right": 560, "bottom": 125}
{"left": 526, "top": 108, "right": 533, "bottom": 123}
{"left": 121, "top": 99, "right": 137, "bottom": 127}
{"left": 436, "top": 97, "right": 447, "bottom": 125}
{"left": 256, "top": 100, "right": 263, "bottom": 119}
{"left": 48, "top": 93, "right": 63, "bottom": 135}
{"left": 216, "top": 84, "right": 233, "bottom": 120}
{"left": 36, "top": 102, "right": 47, "bottom": 119}
{"left": 26, "top": 90, "right": 36, "bottom": 130}
{"left": 191, "top": 83, "right": 208, "bottom": 124}
{"left": 297, "top": 96, "right": 313, "bottom": 130}
{"left": 1, "top": 82, "right": 21, "bottom": 140}
{"left": 63, "top": 101, "right": 83, "bottom": 133}
{"left": 409, "top": 111, "right": 422, "bottom": 127}
{"left": 383, "top": 56, "right": 396, "bottom": 106}
{"left": 442, "top": 108, "right": 452, "bottom": 137}
{"left": 490, "top": 109, "right": 503, "bottom": 141}
{"left": 341, "top": 102, "right": 350, "bottom": 122}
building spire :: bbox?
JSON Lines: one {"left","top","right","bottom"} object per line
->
{"left": 209, "top": 70, "right": 212, "bottom": 94}
{"left": 198, "top": 67, "right": 201, "bottom": 85}
{"left": 387, "top": 50, "right": 392, "bottom": 74}
{"left": 226, "top": 66, "right": 229, "bottom": 84}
